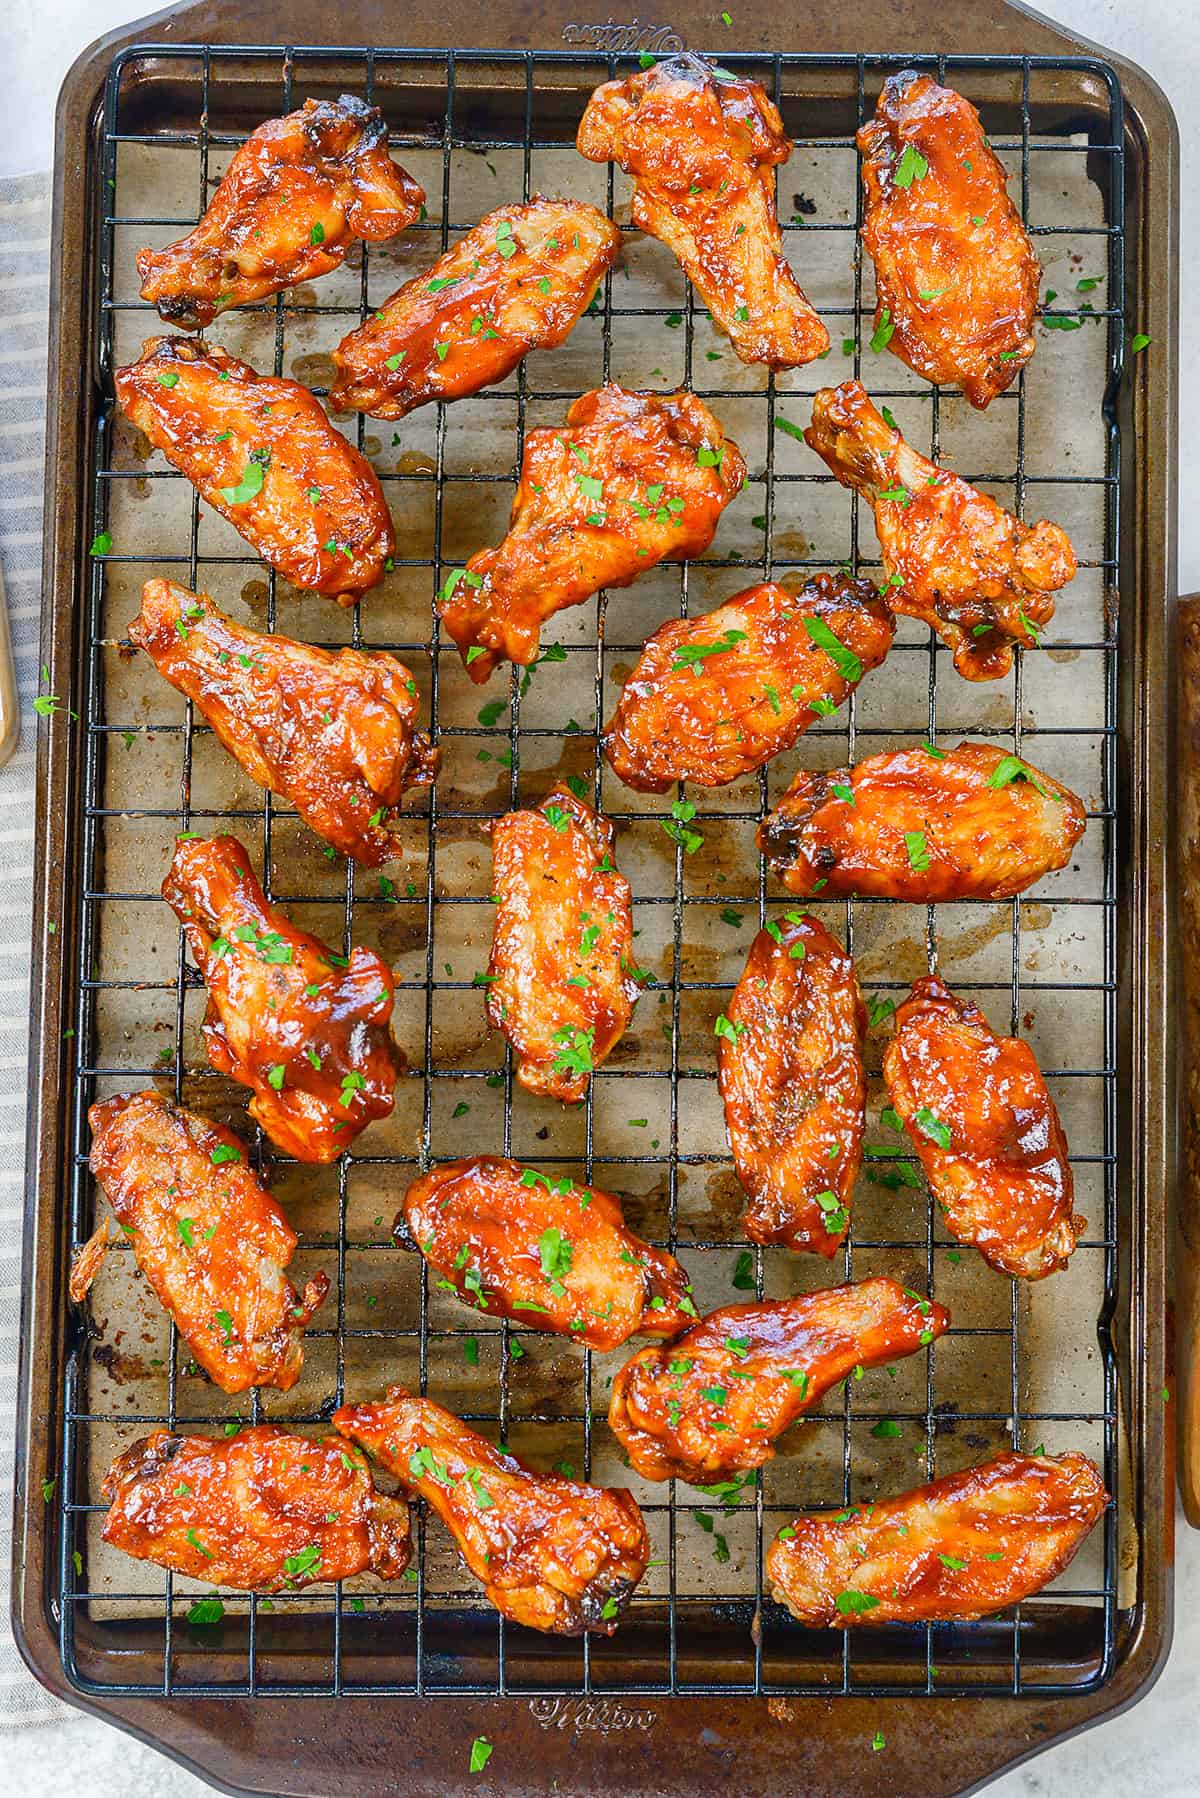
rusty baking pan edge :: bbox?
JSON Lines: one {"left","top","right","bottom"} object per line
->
{"left": 12, "top": 0, "right": 1177, "bottom": 1792}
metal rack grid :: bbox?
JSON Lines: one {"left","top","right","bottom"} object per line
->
{"left": 58, "top": 41, "right": 1124, "bottom": 1703}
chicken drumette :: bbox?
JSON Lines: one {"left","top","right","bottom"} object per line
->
{"left": 577, "top": 54, "right": 828, "bottom": 368}
{"left": 804, "top": 382, "right": 1076, "bottom": 680}
{"left": 767, "top": 1451, "right": 1108, "bottom": 1626}
{"left": 101, "top": 1426, "right": 411, "bottom": 1590}
{"left": 603, "top": 574, "right": 894, "bottom": 793}
{"left": 162, "top": 833, "right": 402, "bottom": 1162}
{"left": 608, "top": 1278, "right": 948, "bottom": 1484}
{"left": 334, "top": 1387, "right": 650, "bottom": 1634}
{"left": 758, "top": 741, "right": 1086, "bottom": 903}
{"left": 439, "top": 384, "right": 744, "bottom": 682}
{"left": 114, "top": 337, "right": 395, "bottom": 603}
{"left": 399, "top": 1155, "right": 696, "bottom": 1349}
{"left": 718, "top": 915, "right": 865, "bottom": 1257}
{"left": 883, "top": 974, "right": 1084, "bottom": 1278}
{"left": 331, "top": 198, "right": 621, "bottom": 418}
{"left": 73, "top": 1091, "right": 328, "bottom": 1393}
{"left": 857, "top": 72, "right": 1041, "bottom": 408}
{"left": 130, "top": 580, "right": 438, "bottom": 865}
{"left": 486, "top": 787, "right": 640, "bottom": 1104}
{"left": 137, "top": 95, "right": 424, "bottom": 330}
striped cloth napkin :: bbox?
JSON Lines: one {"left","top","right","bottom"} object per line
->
{"left": 0, "top": 170, "right": 69, "bottom": 1727}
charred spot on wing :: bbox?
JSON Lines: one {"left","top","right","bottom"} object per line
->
{"left": 578, "top": 1572, "right": 638, "bottom": 1633}
{"left": 391, "top": 1209, "right": 419, "bottom": 1253}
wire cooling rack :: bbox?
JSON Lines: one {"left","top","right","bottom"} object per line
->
{"left": 60, "top": 41, "right": 1123, "bottom": 1702}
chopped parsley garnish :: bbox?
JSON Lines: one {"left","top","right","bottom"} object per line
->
{"left": 870, "top": 309, "right": 895, "bottom": 353}
{"left": 220, "top": 457, "right": 267, "bottom": 506}
{"left": 209, "top": 1144, "right": 240, "bottom": 1166}
{"left": 987, "top": 754, "right": 1059, "bottom": 800}
{"left": 661, "top": 796, "right": 703, "bottom": 854}
{"left": 670, "top": 627, "right": 747, "bottom": 673}
{"left": 904, "top": 830, "right": 930, "bottom": 871}
{"left": 713, "top": 1012, "right": 744, "bottom": 1044}
{"left": 803, "top": 614, "right": 863, "bottom": 683}
{"left": 538, "top": 1226, "right": 574, "bottom": 1284}
{"left": 309, "top": 221, "right": 326, "bottom": 246}
{"left": 469, "top": 1738, "right": 493, "bottom": 1774}
{"left": 913, "top": 1106, "right": 951, "bottom": 1149}
{"left": 550, "top": 1025, "right": 594, "bottom": 1077}
{"left": 834, "top": 1589, "right": 881, "bottom": 1615}
{"left": 892, "top": 142, "right": 930, "bottom": 187}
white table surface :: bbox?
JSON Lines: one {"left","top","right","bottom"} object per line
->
{"left": 3, "top": 1, "right": 1198, "bottom": 1792}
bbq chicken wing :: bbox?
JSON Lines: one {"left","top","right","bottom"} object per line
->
{"left": 334, "top": 1388, "right": 650, "bottom": 1634}
{"left": 603, "top": 574, "right": 894, "bottom": 794}
{"left": 767, "top": 1451, "right": 1108, "bottom": 1626}
{"left": 805, "top": 382, "right": 1076, "bottom": 680}
{"left": 114, "top": 337, "right": 394, "bottom": 602}
{"left": 883, "top": 974, "right": 1083, "bottom": 1278}
{"left": 131, "top": 580, "right": 437, "bottom": 865}
{"left": 486, "top": 787, "right": 640, "bottom": 1103}
{"left": 101, "top": 1426, "right": 411, "bottom": 1590}
{"left": 330, "top": 199, "right": 621, "bottom": 419}
{"left": 137, "top": 95, "right": 425, "bottom": 331}
{"left": 439, "top": 385, "right": 745, "bottom": 682}
{"left": 577, "top": 54, "right": 828, "bottom": 368}
{"left": 75, "top": 1091, "right": 328, "bottom": 1393}
{"left": 162, "top": 834, "right": 402, "bottom": 1162}
{"left": 608, "top": 1278, "right": 948, "bottom": 1484}
{"left": 758, "top": 741, "right": 1086, "bottom": 903}
{"left": 718, "top": 915, "right": 865, "bottom": 1257}
{"left": 399, "top": 1155, "right": 695, "bottom": 1349}
{"left": 857, "top": 72, "right": 1041, "bottom": 408}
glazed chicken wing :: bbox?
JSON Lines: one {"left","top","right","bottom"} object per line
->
{"left": 608, "top": 1278, "right": 948, "bottom": 1484}
{"left": 101, "top": 1426, "right": 411, "bottom": 1590}
{"left": 399, "top": 1155, "right": 695, "bottom": 1349}
{"left": 718, "top": 915, "right": 865, "bottom": 1257}
{"left": 603, "top": 574, "right": 894, "bottom": 793}
{"left": 858, "top": 72, "right": 1041, "bottom": 408}
{"left": 805, "top": 382, "right": 1075, "bottom": 680}
{"left": 758, "top": 741, "right": 1086, "bottom": 903}
{"left": 130, "top": 580, "right": 438, "bottom": 865}
{"left": 137, "top": 95, "right": 424, "bottom": 330}
{"left": 334, "top": 1388, "right": 650, "bottom": 1634}
{"left": 74, "top": 1091, "right": 328, "bottom": 1393}
{"left": 486, "top": 787, "right": 640, "bottom": 1103}
{"left": 883, "top": 974, "right": 1083, "bottom": 1278}
{"left": 114, "top": 337, "right": 394, "bottom": 602}
{"left": 577, "top": 54, "right": 828, "bottom": 368}
{"left": 162, "top": 834, "right": 402, "bottom": 1162}
{"left": 330, "top": 198, "right": 621, "bottom": 418}
{"left": 439, "top": 384, "right": 744, "bottom": 682}
{"left": 767, "top": 1451, "right": 1108, "bottom": 1626}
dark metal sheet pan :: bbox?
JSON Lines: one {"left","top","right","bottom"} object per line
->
{"left": 13, "top": 1, "right": 1178, "bottom": 1791}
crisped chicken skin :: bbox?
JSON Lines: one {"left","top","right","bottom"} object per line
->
{"left": 399, "top": 1155, "right": 695, "bottom": 1349}
{"left": 331, "top": 199, "right": 621, "bottom": 418}
{"left": 486, "top": 788, "right": 640, "bottom": 1103}
{"left": 759, "top": 741, "right": 1086, "bottom": 902}
{"left": 137, "top": 95, "right": 424, "bottom": 330}
{"left": 603, "top": 575, "right": 894, "bottom": 793}
{"left": 805, "top": 382, "right": 1075, "bottom": 680}
{"left": 858, "top": 72, "right": 1041, "bottom": 408}
{"left": 883, "top": 975, "right": 1083, "bottom": 1278}
{"left": 162, "top": 834, "right": 402, "bottom": 1162}
{"left": 577, "top": 54, "right": 828, "bottom": 368}
{"left": 114, "top": 337, "right": 394, "bottom": 602}
{"left": 767, "top": 1451, "right": 1108, "bottom": 1626}
{"left": 130, "top": 580, "right": 438, "bottom": 865}
{"left": 608, "top": 1278, "right": 948, "bottom": 1484}
{"left": 440, "top": 385, "right": 744, "bottom": 681}
{"left": 718, "top": 915, "right": 865, "bottom": 1256}
{"left": 334, "top": 1388, "right": 649, "bottom": 1634}
{"left": 76, "top": 1091, "right": 328, "bottom": 1393}
{"left": 101, "top": 1426, "right": 411, "bottom": 1591}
